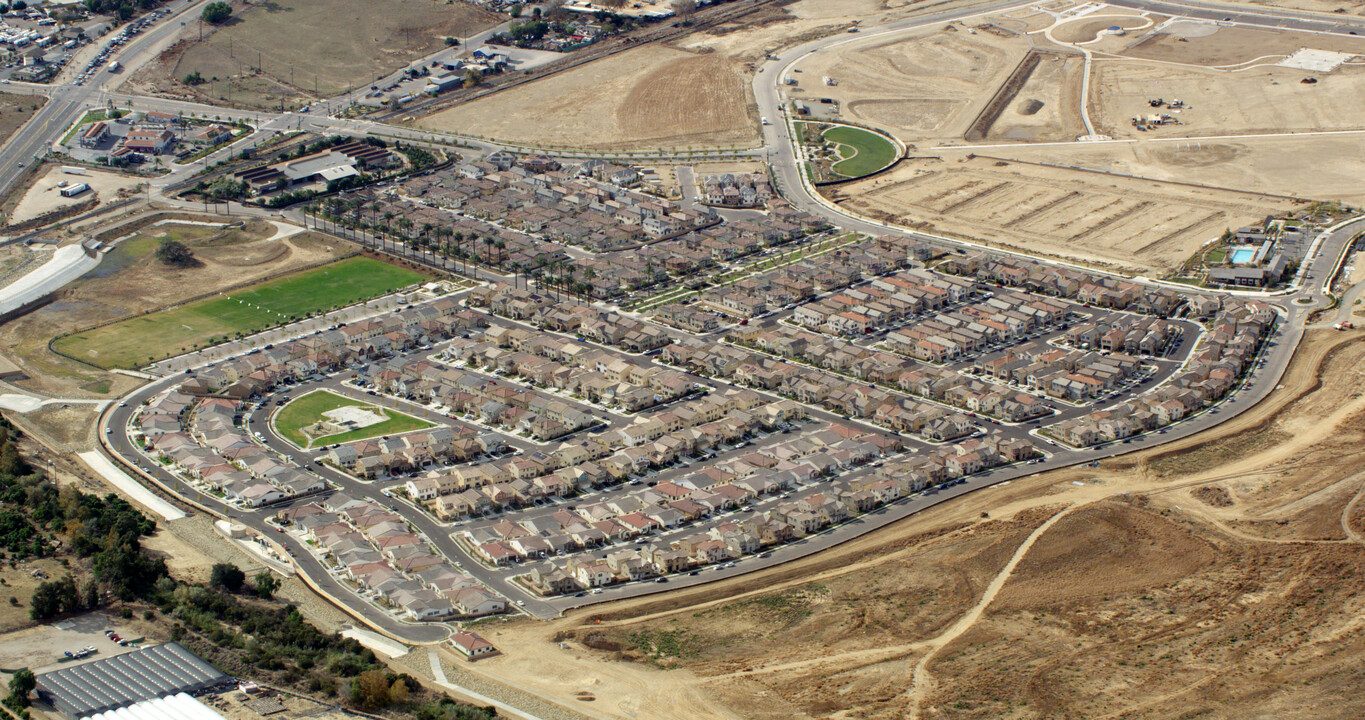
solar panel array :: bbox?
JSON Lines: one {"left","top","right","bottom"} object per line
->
{"left": 35, "top": 643, "right": 231, "bottom": 719}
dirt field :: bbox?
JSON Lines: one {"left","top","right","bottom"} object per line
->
{"left": 7, "top": 166, "right": 144, "bottom": 225}
{"left": 129, "top": 0, "right": 498, "bottom": 109}
{"left": 0, "top": 92, "right": 44, "bottom": 150}
{"left": 417, "top": 44, "right": 758, "bottom": 151}
{"left": 787, "top": 26, "right": 1030, "bottom": 144}
{"left": 461, "top": 326, "right": 1365, "bottom": 719}
{"left": 0, "top": 217, "right": 344, "bottom": 397}
{"left": 1122, "top": 23, "right": 1365, "bottom": 66}
{"left": 825, "top": 154, "right": 1295, "bottom": 275}
{"left": 981, "top": 133, "right": 1365, "bottom": 205}
{"left": 985, "top": 52, "right": 1085, "bottom": 142}
{"left": 1092, "top": 61, "right": 1365, "bottom": 140}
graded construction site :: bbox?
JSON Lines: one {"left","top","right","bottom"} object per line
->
{"left": 826, "top": 154, "right": 1296, "bottom": 275}
{"left": 798, "top": 3, "right": 1365, "bottom": 272}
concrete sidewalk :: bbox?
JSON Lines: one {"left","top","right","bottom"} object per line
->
{"left": 77, "top": 451, "right": 186, "bottom": 521}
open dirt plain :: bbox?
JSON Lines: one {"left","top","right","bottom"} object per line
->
{"left": 985, "top": 51, "right": 1085, "bottom": 142}
{"left": 979, "top": 133, "right": 1365, "bottom": 205}
{"left": 0, "top": 218, "right": 343, "bottom": 397}
{"left": 788, "top": 26, "right": 1030, "bottom": 144}
{"left": 417, "top": 44, "right": 757, "bottom": 151}
{"left": 8, "top": 166, "right": 144, "bottom": 225}
{"left": 130, "top": 0, "right": 498, "bottom": 108}
{"left": 461, "top": 327, "right": 1365, "bottom": 720}
{"left": 417, "top": 0, "right": 1021, "bottom": 151}
{"left": 1091, "top": 62, "right": 1365, "bottom": 140}
{"left": 825, "top": 154, "right": 1295, "bottom": 275}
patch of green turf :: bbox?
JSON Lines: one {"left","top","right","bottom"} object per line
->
{"left": 275, "top": 390, "right": 434, "bottom": 448}
{"left": 823, "top": 126, "right": 898, "bottom": 178}
{"left": 54, "top": 256, "right": 428, "bottom": 369}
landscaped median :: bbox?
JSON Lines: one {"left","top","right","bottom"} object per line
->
{"left": 274, "top": 389, "right": 435, "bottom": 449}
{"left": 53, "top": 256, "right": 430, "bottom": 369}
{"left": 795, "top": 121, "right": 901, "bottom": 182}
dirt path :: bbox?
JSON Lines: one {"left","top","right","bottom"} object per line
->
{"left": 1176, "top": 499, "right": 1349, "bottom": 546}
{"left": 905, "top": 505, "right": 1076, "bottom": 719}
{"left": 1341, "top": 482, "right": 1365, "bottom": 544}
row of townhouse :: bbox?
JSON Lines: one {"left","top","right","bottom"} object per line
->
{"left": 359, "top": 344, "right": 603, "bottom": 441}
{"left": 437, "top": 331, "right": 688, "bottom": 416}
{"left": 651, "top": 303, "right": 725, "bottom": 334}
{"left": 140, "top": 393, "right": 323, "bottom": 507}
{"left": 522, "top": 434, "right": 1034, "bottom": 595}
{"left": 557, "top": 208, "right": 828, "bottom": 298}
{"left": 1047, "top": 301, "right": 1274, "bottom": 445}
{"left": 1059, "top": 316, "right": 1185, "bottom": 356}
{"left": 699, "top": 172, "right": 773, "bottom": 208}
{"left": 415, "top": 390, "right": 808, "bottom": 520}
{"left": 967, "top": 340, "right": 1145, "bottom": 402}
{"left": 281, "top": 497, "right": 507, "bottom": 620}
{"left": 469, "top": 284, "right": 673, "bottom": 353}
{"left": 352, "top": 190, "right": 573, "bottom": 273}
{"left": 178, "top": 297, "right": 485, "bottom": 400}
{"left": 729, "top": 322, "right": 1054, "bottom": 422}
{"left": 475, "top": 422, "right": 897, "bottom": 575}
{"left": 323, "top": 424, "right": 499, "bottom": 480}
{"left": 701, "top": 241, "right": 926, "bottom": 319}
{"left": 413, "top": 160, "right": 709, "bottom": 246}
{"left": 878, "top": 289, "right": 1073, "bottom": 362}
{"left": 791, "top": 268, "right": 978, "bottom": 336}
{"left": 942, "top": 254, "right": 1186, "bottom": 316}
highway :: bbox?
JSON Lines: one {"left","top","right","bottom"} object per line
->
{"left": 3, "top": 0, "right": 1353, "bottom": 645}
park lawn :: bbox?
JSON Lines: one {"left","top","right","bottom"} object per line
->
{"left": 53, "top": 256, "right": 428, "bottom": 369}
{"left": 824, "top": 126, "right": 898, "bottom": 178}
{"left": 275, "top": 390, "right": 434, "bottom": 448}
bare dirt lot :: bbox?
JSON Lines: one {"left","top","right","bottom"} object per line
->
{"left": 418, "top": 44, "right": 758, "bottom": 152}
{"left": 1122, "top": 23, "right": 1365, "bottom": 66}
{"left": 1092, "top": 62, "right": 1365, "bottom": 140}
{"left": 416, "top": 0, "right": 1020, "bottom": 152}
{"left": 982, "top": 133, "right": 1365, "bottom": 205}
{"left": 7, "top": 166, "right": 144, "bottom": 225}
{"left": 985, "top": 51, "right": 1085, "bottom": 142}
{"left": 0, "top": 92, "right": 44, "bottom": 150}
{"left": 788, "top": 26, "right": 1030, "bottom": 144}
{"left": 825, "top": 154, "right": 1296, "bottom": 275}
{"left": 129, "top": 0, "right": 498, "bottom": 109}
{"left": 466, "top": 327, "right": 1365, "bottom": 720}
{"left": 0, "top": 217, "right": 344, "bottom": 398}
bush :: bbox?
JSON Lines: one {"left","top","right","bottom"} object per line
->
{"left": 209, "top": 563, "right": 245, "bottom": 592}
{"left": 154, "top": 240, "right": 197, "bottom": 268}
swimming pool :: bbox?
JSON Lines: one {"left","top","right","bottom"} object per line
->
{"left": 1230, "top": 248, "right": 1256, "bottom": 264}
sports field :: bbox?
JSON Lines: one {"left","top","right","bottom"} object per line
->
{"left": 275, "top": 390, "right": 433, "bottom": 448}
{"left": 54, "top": 256, "right": 428, "bottom": 369}
{"left": 825, "top": 126, "right": 899, "bottom": 178}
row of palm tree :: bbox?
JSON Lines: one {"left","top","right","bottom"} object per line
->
{"left": 302, "top": 199, "right": 599, "bottom": 300}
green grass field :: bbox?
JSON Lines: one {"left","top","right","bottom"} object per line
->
{"left": 275, "top": 390, "right": 434, "bottom": 448}
{"left": 54, "top": 256, "right": 428, "bottom": 369}
{"left": 824, "top": 126, "right": 899, "bottom": 178}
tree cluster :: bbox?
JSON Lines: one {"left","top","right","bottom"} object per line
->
{"left": 201, "top": 0, "right": 231, "bottom": 24}
{"left": 155, "top": 239, "right": 198, "bottom": 267}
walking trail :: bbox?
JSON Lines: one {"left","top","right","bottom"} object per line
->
{"left": 905, "top": 505, "right": 1076, "bottom": 719}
